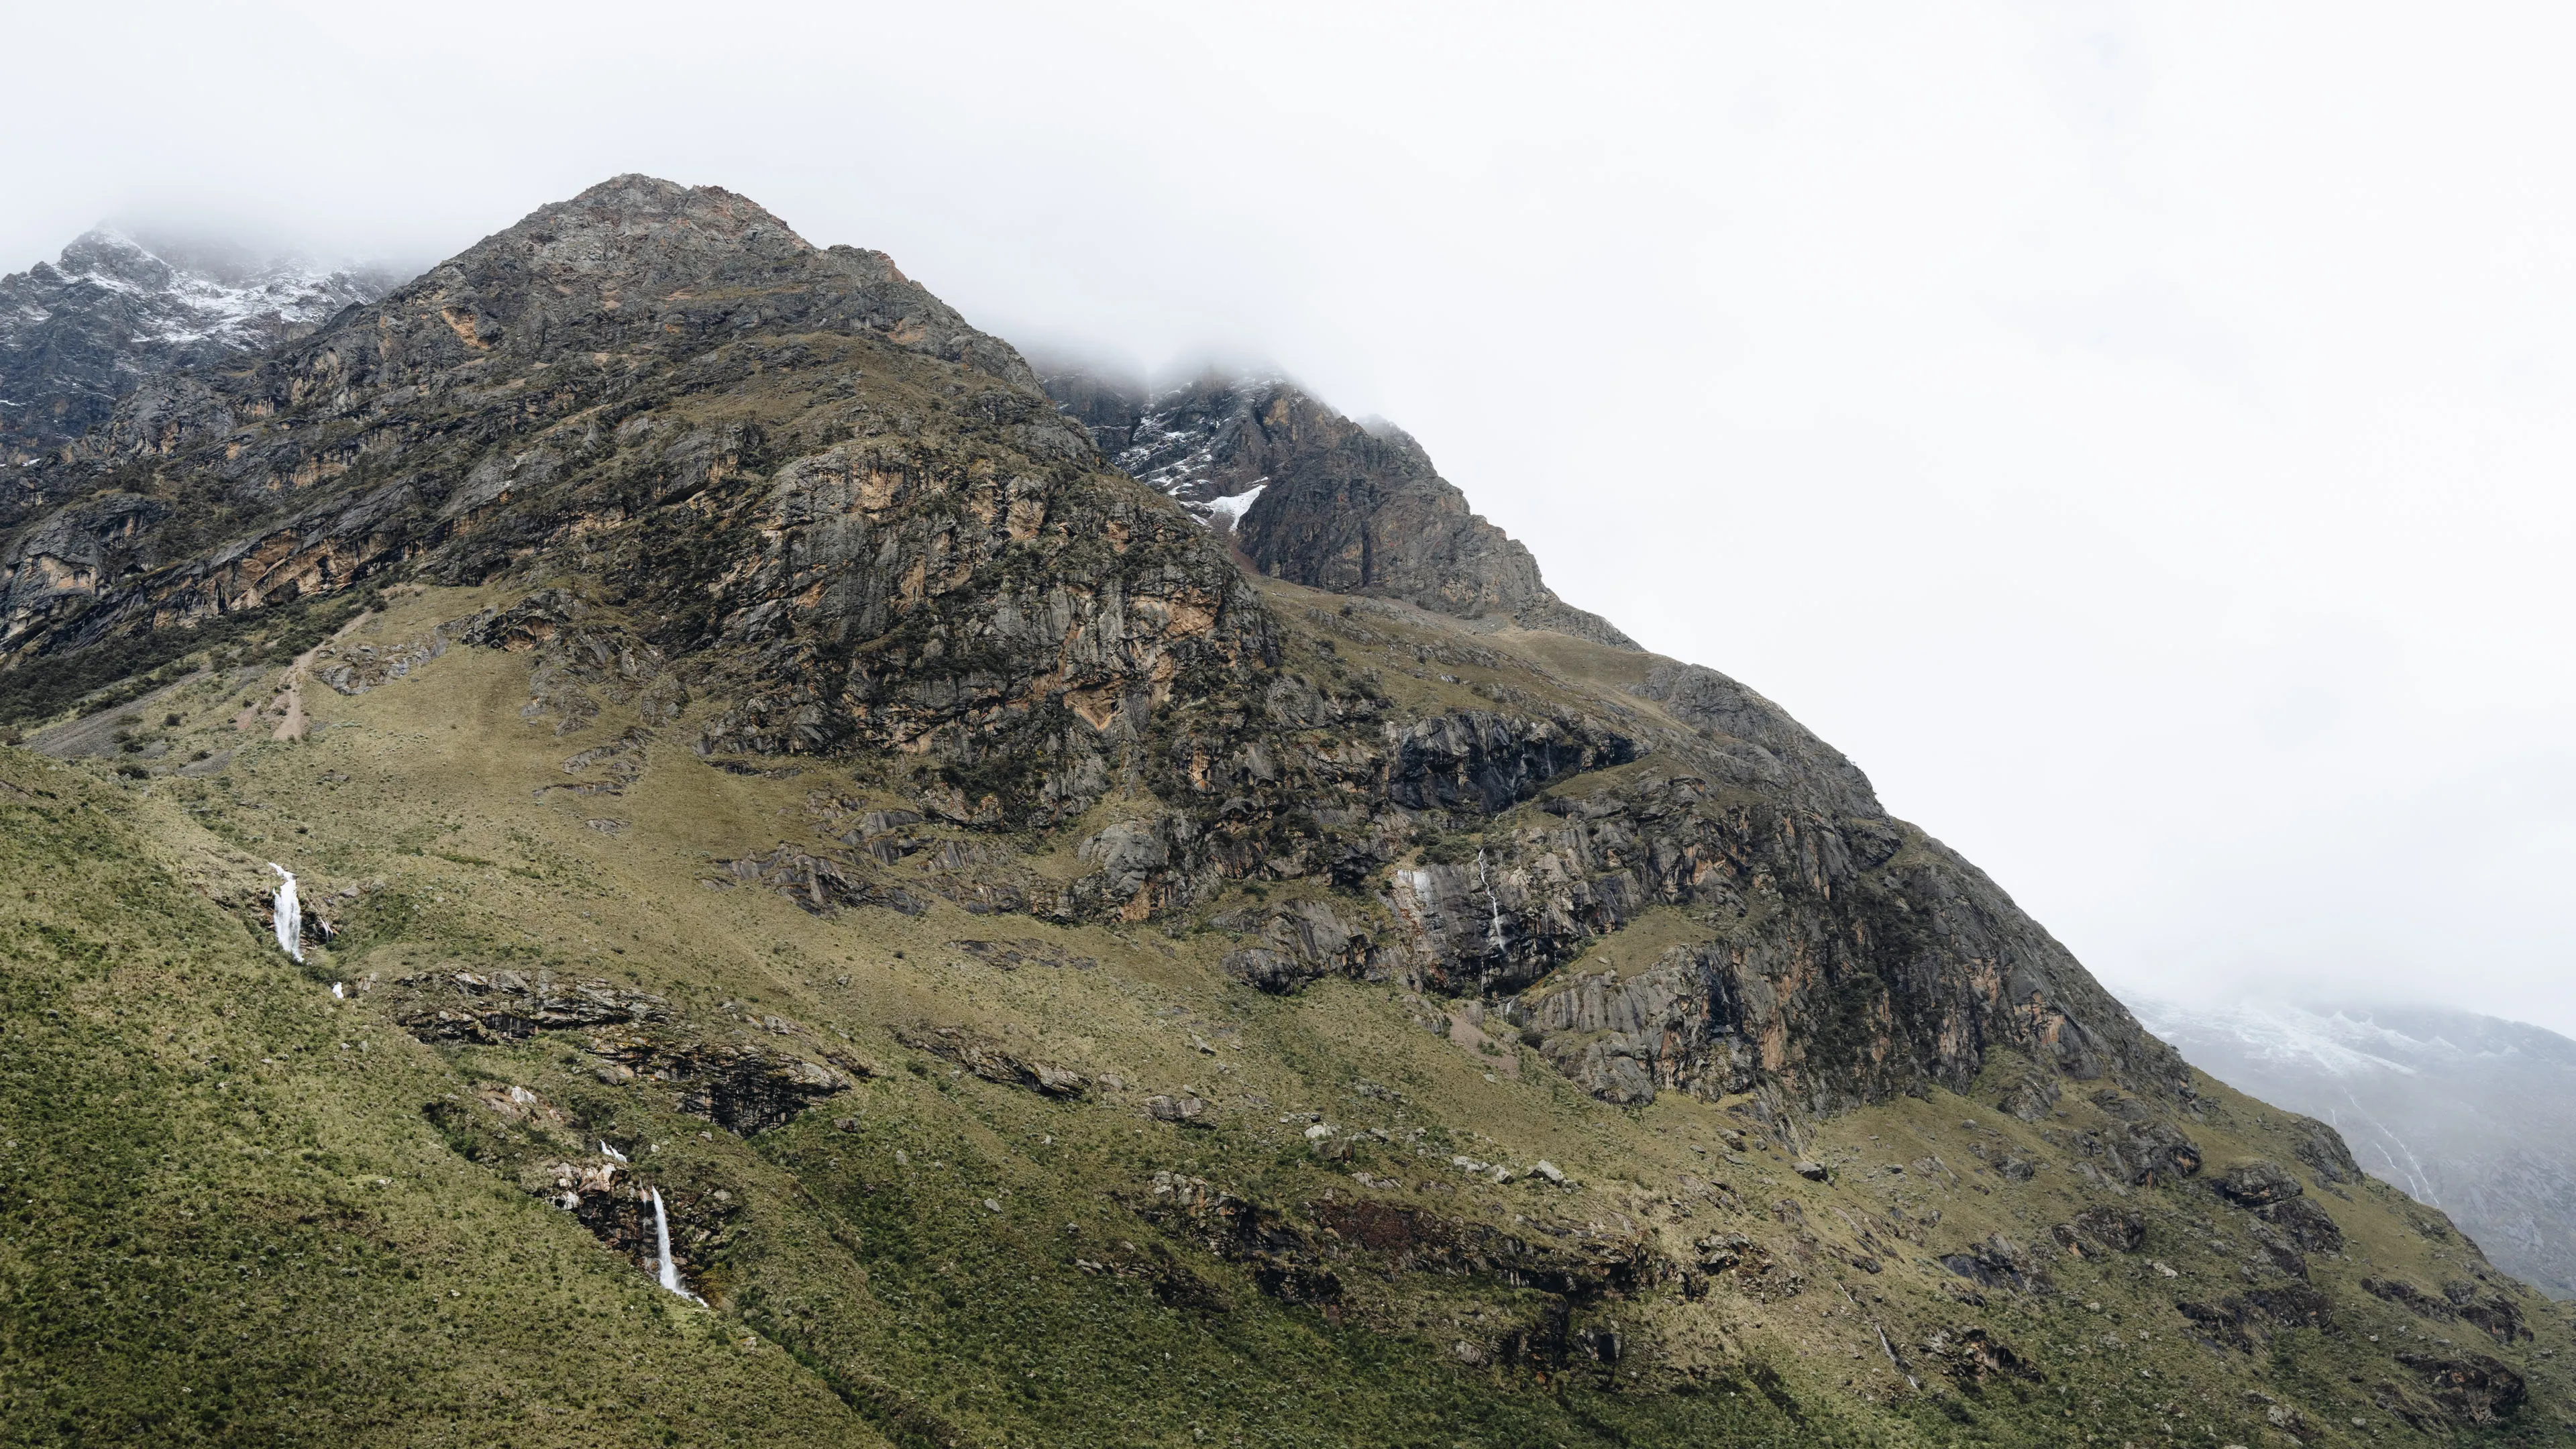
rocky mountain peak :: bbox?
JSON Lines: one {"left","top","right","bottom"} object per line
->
{"left": 0, "top": 226, "right": 391, "bottom": 460}
{"left": 255, "top": 172, "right": 1034, "bottom": 399}
{"left": 438, "top": 173, "right": 817, "bottom": 296}
{"left": 1036, "top": 362, "right": 1637, "bottom": 648}
{"left": 52, "top": 228, "right": 183, "bottom": 292}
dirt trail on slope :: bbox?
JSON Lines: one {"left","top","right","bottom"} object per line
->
{"left": 237, "top": 612, "right": 374, "bottom": 742}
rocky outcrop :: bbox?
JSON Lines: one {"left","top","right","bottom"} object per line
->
{"left": 1941, "top": 1234, "right": 2049, "bottom": 1294}
{"left": 1381, "top": 710, "right": 1637, "bottom": 814}
{"left": 896, "top": 1024, "right": 1087, "bottom": 1098}
{"left": 1385, "top": 767, "right": 2183, "bottom": 1112}
{"left": 1631, "top": 661, "right": 1878, "bottom": 818}
{"left": 2393, "top": 1353, "right": 2526, "bottom": 1425}
{"left": 389, "top": 969, "right": 669, "bottom": 1042}
{"left": 1509, "top": 946, "right": 1755, "bottom": 1105}
{"left": 2362, "top": 1275, "right": 2530, "bottom": 1346}
{"left": 593, "top": 1034, "right": 860, "bottom": 1137}
{"left": 1214, "top": 899, "right": 1384, "bottom": 994}
{"left": 714, "top": 844, "right": 931, "bottom": 917}
{"left": 2258, "top": 1196, "right": 2345, "bottom": 1253}
{"left": 1919, "top": 1326, "right": 2040, "bottom": 1385}
{"left": 2214, "top": 1159, "right": 2305, "bottom": 1207}
{"left": 1226, "top": 394, "right": 1635, "bottom": 647}
{"left": 2174, "top": 1285, "right": 2333, "bottom": 1353}
{"left": 1138, "top": 1171, "right": 1664, "bottom": 1315}
{"left": 2068, "top": 1093, "right": 2205, "bottom": 1187}
{"left": 390, "top": 970, "right": 863, "bottom": 1136}
{"left": 2051, "top": 1205, "right": 2146, "bottom": 1256}
{"left": 1034, "top": 367, "right": 1635, "bottom": 647}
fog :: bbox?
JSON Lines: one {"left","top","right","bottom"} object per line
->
{"left": 12, "top": 3, "right": 2575, "bottom": 1031}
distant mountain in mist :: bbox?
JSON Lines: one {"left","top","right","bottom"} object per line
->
{"left": 0, "top": 227, "right": 404, "bottom": 460}
{"left": 2139, "top": 997, "right": 2576, "bottom": 1297}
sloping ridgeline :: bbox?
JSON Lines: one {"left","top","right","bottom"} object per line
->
{"left": 1, "top": 176, "right": 2567, "bottom": 1447}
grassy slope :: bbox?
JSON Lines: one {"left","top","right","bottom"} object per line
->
{"left": 0, "top": 749, "right": 873, "bottom": 1448}
{"left": 2, "top": 582, "right": 2570, "bottom": 1448}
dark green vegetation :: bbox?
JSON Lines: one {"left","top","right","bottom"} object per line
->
{"left": 3, "top": 176, "right": 2573, "bottom": 1446}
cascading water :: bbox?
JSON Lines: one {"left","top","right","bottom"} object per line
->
{"left": 268, "top": 864, "right": 303, "bottom": 963}
{"left": 1473, "top": 849, "right": 1507, "bottom": 955}
{"left": 650, "top": 1188, "right": 689, "bottom": 1298}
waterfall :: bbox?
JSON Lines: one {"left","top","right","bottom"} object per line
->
{"left": 650, "top": 1188, "right": 688, "bottom": 1297}
{"left": 601, "top": 1141, "right": 629, "bottom": 1165}
{"left": 268, "top": 864, "right": 303, "bottom": 963}
{"left": 330, "top": 981, "right": 345, "bottom": 1000}
{"left": 1473, "top": 849, "right": 1507, "bottom": 955}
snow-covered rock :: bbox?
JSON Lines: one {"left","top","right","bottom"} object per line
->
{"left": 0, "top": 227, "right": 397, "bottom": 459}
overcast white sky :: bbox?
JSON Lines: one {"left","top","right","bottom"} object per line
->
{"left": 13, "top": 2, "right": 2575, "bottom": 1032}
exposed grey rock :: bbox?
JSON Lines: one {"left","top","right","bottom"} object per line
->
{"left": 1214, "top": 898, "right": 1382, "bottom": 994}
{"left": 1032, "top": 366, "right": 1635, "bottom": 647}
{"left": 898, "top": 1024, "right": 1086, "bottom": 1099}
{"left": 1507, "top": 947, "right": 1755, "bottom": 1104}
{"left": 1147, "top": 1093, "right": 1210, "bottom": 1126}
{"left": 2216, "top": 1160, "right": 2305, "bottom": 1208}
{"left": 388, "top": 970, "right": 669, "bottom": 1042}
{"left": 2052, "top": 1205, "right": 2146, "bottom": 1255}
{"left": 1941, "top": 1234, "right": 2046, "bottom": 1293}
{"left": 2259, "top": 1196, "right": 2345, "bottom": 1252}
{"left": 1631, "top": 661, "right": 1878, "bottom": 818}
{"left": 2396, "top": 1352, "right": 2526, "bottom": 1424}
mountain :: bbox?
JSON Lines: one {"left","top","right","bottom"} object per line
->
{"left": 0, "top": 227, "right": 398, "bottom": 462}
{"left": 2140, "top": 998, "right": 2576, "bottom": 1299}
{"left": 1, "top": 175, "right": 2567, "bottom": 1446}
{"left": 1036, "top": 364, "right": 1639, "bottom": 648}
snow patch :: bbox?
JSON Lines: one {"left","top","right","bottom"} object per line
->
{"left": 1199, "top": 483, "right": 1265, "bottom": 528}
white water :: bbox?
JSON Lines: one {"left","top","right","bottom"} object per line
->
{"left": 330, "top": 981, "right": 344, "bottom": 999}
{"left": 650, "top": 1188, "right": 689, "bottom": 1297}
{"left": 1472, "top": 849, "right": 1508, "bottom": 954}
{"left": 601, "top": 1140, "right": 629, "bottom": 1165}
{"left": 268, "top": 864, "right": 303, "bottom": 963}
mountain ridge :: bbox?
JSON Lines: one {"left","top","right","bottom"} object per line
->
{"left": 1, "top": 176, "right": 2567, "bottom": 1446}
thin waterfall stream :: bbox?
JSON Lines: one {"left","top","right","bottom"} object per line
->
{"left": 1473, "top": 849, "right": 1507, "bottom": 955}
{"left": 649, "top": 1188, "right": 700, "bottom": 1301}
{"left": 267, "top": 864, "right": 303, "bottom": 963}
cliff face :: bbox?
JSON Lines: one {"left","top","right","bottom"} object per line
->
{"left": 5, "top": 176, "right": 2559, "bottom": 1447}
{"left": 0, "top": 228, "right": 392, "bottom": 462}
{"left": 1038, "top": 367, "right": 1638, "bottom": 647}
